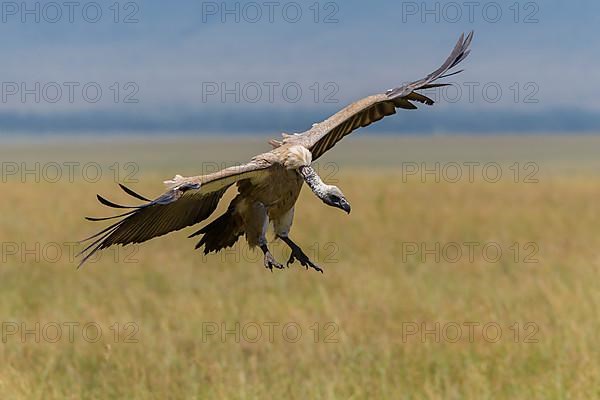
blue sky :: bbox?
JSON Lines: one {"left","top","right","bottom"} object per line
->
{"left": 0, "top": 0, "right": 598, "bottom": 132}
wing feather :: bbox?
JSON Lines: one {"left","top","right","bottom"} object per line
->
{"left": 77, "top": 159, "right": 272, "bottom": 267}
{"left": 288, "top": 31, "right": 473, "bottom": 161}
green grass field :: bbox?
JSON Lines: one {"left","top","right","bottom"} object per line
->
{"left": 1, "top": 135, "right": 600, "bottom": 399}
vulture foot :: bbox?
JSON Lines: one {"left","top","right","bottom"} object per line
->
{"left": 261, "top": 245, "right": 284, "bottom": 271}
{"left": 287, "top": 250, "right": 323, "bottom": 273}
{"left": 279, "top": 236, "right": 324, "bottom": 274}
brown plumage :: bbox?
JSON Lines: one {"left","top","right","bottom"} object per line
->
{"left": 78, "top": 32, "right": 473, "bottom": 272}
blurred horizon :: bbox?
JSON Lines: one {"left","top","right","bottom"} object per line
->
{"left": 1, "top": 0, "right": 598, "bottom": 134}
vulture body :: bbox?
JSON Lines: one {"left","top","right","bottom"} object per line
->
{"left": 79, "top": 32, "right": 474, "bottom": 272}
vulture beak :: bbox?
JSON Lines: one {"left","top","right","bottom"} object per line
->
{"left": 340, "top": 199, "right": 351, "bottom": 214}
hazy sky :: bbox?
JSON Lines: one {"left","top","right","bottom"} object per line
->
{"left": 0, "top": 0, "right": 598, "bottom": 131}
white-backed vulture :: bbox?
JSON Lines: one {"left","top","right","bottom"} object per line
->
{"left": 79, "top": 32, "right": 474, "bottom": 272}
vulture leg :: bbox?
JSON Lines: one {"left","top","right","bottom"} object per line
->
{"left": 248, "top": 202, "right": 283, "bottom": 271}
{"left": 278, "top": 236, "right": 324, "bottom": 274}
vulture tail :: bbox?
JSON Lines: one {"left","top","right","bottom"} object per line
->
{"left": 190, "top": 201, "right": 244, "bottom": 255}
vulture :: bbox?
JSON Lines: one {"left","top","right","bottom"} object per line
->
{"left": 78, "top": 32, "right": 474, "bottom": 272}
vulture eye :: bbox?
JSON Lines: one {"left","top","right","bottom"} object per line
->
{"left": 329, "top": 194, "right": 340, "bottom": 203}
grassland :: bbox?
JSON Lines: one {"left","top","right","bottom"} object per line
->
{"left": 1, "top": 135, "right": 600, "bottom": 399}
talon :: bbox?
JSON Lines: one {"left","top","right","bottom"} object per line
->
{"left": 264, "top": 251, "right": 283, "bottom": 271}
{"left": 287, "top": 248, "right": 324, "bottom": 273}
{"left": 286, "top": 254, "right": 295, "bottom": 268}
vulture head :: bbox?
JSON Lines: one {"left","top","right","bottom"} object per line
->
{"left": 322, "top": 186, "right": 351, "bottom": 214}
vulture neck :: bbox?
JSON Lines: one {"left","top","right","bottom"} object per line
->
{"left": 298, "top": 166, "right": 329, "bottom": 200}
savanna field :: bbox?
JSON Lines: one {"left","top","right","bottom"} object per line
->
{"left": 1, "top": 135, "right": 600, "bottom": 399}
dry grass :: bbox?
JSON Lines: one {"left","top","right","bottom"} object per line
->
{"left": 1, "top": 135, "right": 599, "bottom": 399}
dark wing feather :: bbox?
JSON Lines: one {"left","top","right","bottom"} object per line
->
{"left": 288, "top": 31, "right": 473, "bottom": 161}
{"left": 77, "top": 160, "right": 272, "bottom": 268}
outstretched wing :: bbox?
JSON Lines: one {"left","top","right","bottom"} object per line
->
{"left": 77, "top": 159, "right": 272, "bottom": 268}
{"left": 287, "top": 31, "right": 473, "bottom": 161}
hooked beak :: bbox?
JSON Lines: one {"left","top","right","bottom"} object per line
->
{"left": 340, "top": 199, "right": 351, "bottom": 214}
